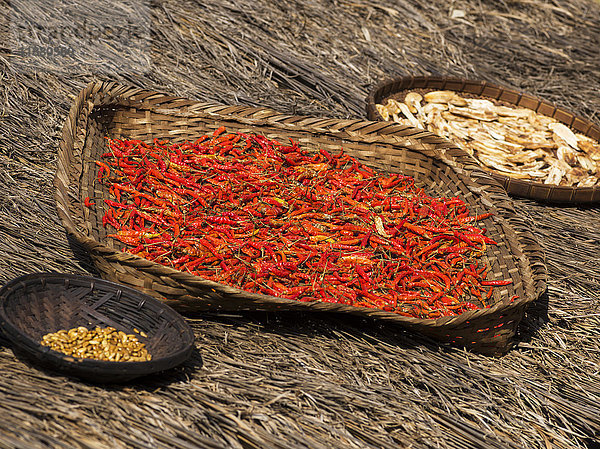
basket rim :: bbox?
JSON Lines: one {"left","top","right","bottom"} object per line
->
{"left": 0, "top": 272, "right": 195, "bottom": 379}
{"left": 365, "top": 75, "right": 600, "bottom": 203}
{"left": 53, "top": 81, "right": 547, "bottom": 348}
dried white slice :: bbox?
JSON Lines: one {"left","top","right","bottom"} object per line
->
{"left": 470, "top": 141, "right": 509, "bottom": 158}
{"left": 441, "top": 111, "right": 478, "bottom": 123}
{"left": 520, "top": 159, "right": 546, "bottom": 172}
{"left": 422, "top": 102, "right": 448, "bottom": 115}
{"left": 509, "top": 148, "right": 548, "bottom": 164}
{"left": 449, "top": 94, "right": 468, "bottom": 107}
{"left": 565, "top": 167, "right": 588, "bottom": 185}
{"left": 577, "top": 176, "right": 599, "bottom": 187}
{"left": 577, "top": 154, "right": 596, "bottom": 172}
{"left": 448, "top": 105, "right": 497, "bottom": 122}
{"left": 444, "top": 121, "right": 472, "bottom": 140}
{"left": 480, "top": 165, "right": 533, "bottom": 179}
{"left": 556, "top": 145, "right": 579, "bottom": 166}
{"left": 404, "top": 92, "right": 423, "bottom": 114}
{"left": 495, "top": 105, "right": 533, "bottom": 119}
{"left": 548, "top": 157, "right": 572, "bottom": 172}
{"left": 392, "top": 113, "right": 411, "bottom": 126}
{"left": 385, "top": 99, "right": 402, "bottom": 115}
{"left": 374, "top": 216, "right": 390, "bottom": 238}
{"left": 426, "top": 116, "right": 444, "bottom": 134}
{"left": 545, "top": 165, "right": 565, "bottom": 185}
{"left": 477, "top": 154, "right": 516, "bottom": 171}
{"left": 530, "top": 172, "right": 551, "bottom": 179}
{"left": 467, "top": 98, "right": 496, "bottom": 112}
{"left": 578, "top": 140, "right": 600, "bottom": 160}
{"left": 424, "top": 90, "right": 457, "bottom": 104}
{"left": 498, "top": 140, "right": 528, "bottom": 154}
{"left": 549, "top": 123, "right": 579, "bottom": 149}
{"left": 376, "top": 103, "right": 390, "bottom": 121}
{"left": 397, "top": 102, "right": 422, "bottom": 128}
{"left": 481, "top": 123, "right": 506, "bottom": 141}
{"left": 469, "top": 132, "right": 523, "bottom": 156}
{"left": 504, "top": 132, "right": 556, "bottom": 150}
{"left": 529, "top": 113, "right": 556, "bottom": 130}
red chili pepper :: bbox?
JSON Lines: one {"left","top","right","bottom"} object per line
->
{"left": 461, "top": 302, "right": 479, "bottom": 310}
{"left": 95, "top": 161, "right": 111, "bottom": 181}
{"left": 480, "top": 279, "right": 513, "bottom": 286}
{"left": 402, "top": 222, "right": 427, "bottom": 236}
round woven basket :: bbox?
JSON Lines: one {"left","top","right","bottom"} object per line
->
{"left": 0, "top": 273, "right": 195, "bottom": 383}
{"left": 366, "top": 75, "right": 600, "bottom": 203}
{"left": 53, "top": 81, "right": 547, "bottom": 355}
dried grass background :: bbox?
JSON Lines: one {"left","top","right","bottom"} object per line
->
{"left": 0, "top": 0, "right": 599, "bottom": 448}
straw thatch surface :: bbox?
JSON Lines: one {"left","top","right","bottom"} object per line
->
{"left": 0, "top": 0, "right": 599, "bottom": 448}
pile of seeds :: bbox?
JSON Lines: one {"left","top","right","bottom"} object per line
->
{"left": 376, "top": 91, "right": 600, "bottom": 187}
{"left": 89, "top": 128, "right": 514, "bottom": 319}
{"left": 41, "top": 326, "right": 152, "bottom": 362}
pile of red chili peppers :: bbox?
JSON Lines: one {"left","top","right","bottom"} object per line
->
{"left": 88, "top": 127, "right": 513, "bottom": 319}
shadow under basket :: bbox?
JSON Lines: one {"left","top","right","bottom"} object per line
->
{"left": 366, "top": 75, "right": 600, "bottom": 203}
{"left": 0, "top": 273, "right": 195, "bottom": 383}
{"left": 53, "top": 81, "right": 547, "bottom": 355}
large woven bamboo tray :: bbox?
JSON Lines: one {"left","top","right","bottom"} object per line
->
{"left": 366, "top": 75, "right": 600, "bottom": 203}
{"left": 54, "top": 81, "right": 546, "bottom": 355}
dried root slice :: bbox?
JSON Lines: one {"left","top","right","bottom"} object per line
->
{"left": 375, "top": 104, "right": 389, "bottom": 121}
{"left": 577, "top": 154, "right": 596, "bottom": 172}
{"left": 566, "top": 167, "right": 588, "bottom": 186}
{"left": 449, "top": 105, "right": 497, "bottom": 122}
{"left": 495, "top": 105, "right": 532, "bottom": 119}
{"left": 550, "top": 123, "right": 579, "bottom": 149}
{"left": 545, "top": 165, "right": 566, "bottom": 185}
{"left": 578, "top": 140, "right": 600, "bottom": 160}
{"left": 397, "top": 101, "right": 422, "bottom": 128}
{"left": 578, "top": 176, "right": 599, "bottom": 187}
{"left": 404, "top": 92, "right": 423, "bottom": 114}
{"left": 557, "top": 146, "right": 579, "bottom": 166}
{"left": 424, "top": 90, "right": 459, "bottom": 104}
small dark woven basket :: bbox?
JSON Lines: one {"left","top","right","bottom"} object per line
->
{"left": 54, "top": 81, "right": 547, "bottom": 355}
{"left": 366, "top": 75, "right": 600, "bottom": 203}
{"left": 0, "top": 273, "right": 195, "bottom": 383}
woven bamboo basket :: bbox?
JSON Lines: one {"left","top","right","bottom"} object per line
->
{"left": 366, "top": 75, "right": 600, "bottom": 203}
{"left": 54, "top": 81, "right": 546, "bottom": 355}
{"left": 0, "top": 273, "right": 195, "bottom": 383}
